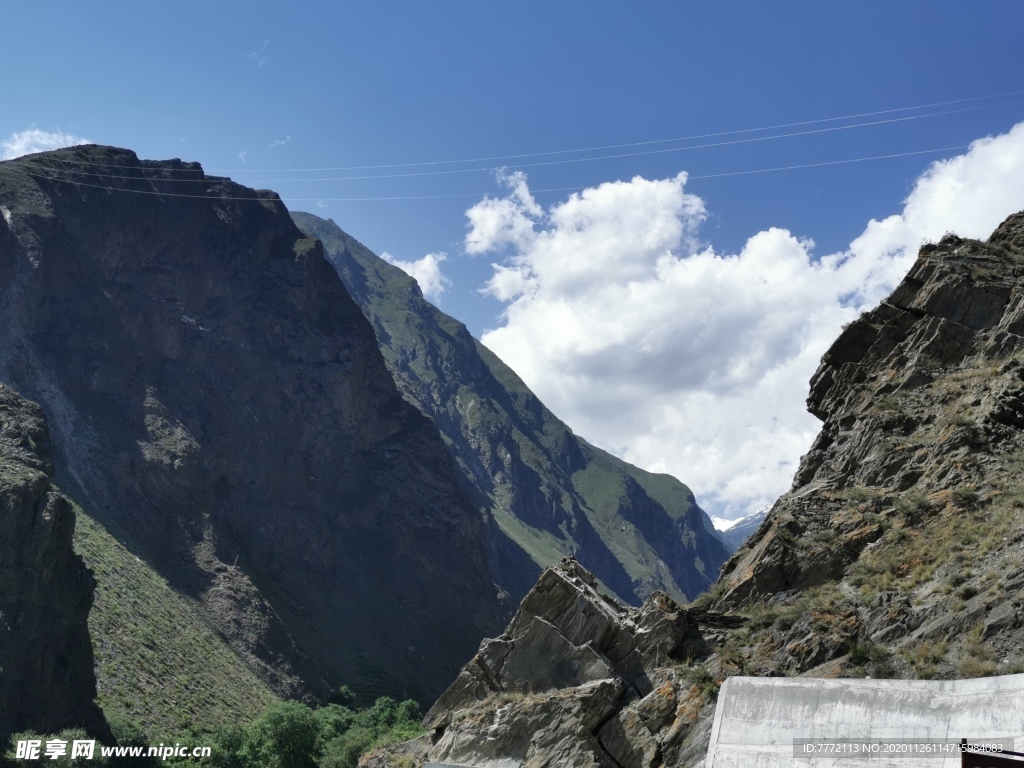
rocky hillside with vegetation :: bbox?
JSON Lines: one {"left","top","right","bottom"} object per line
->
{"left": 714, "top": 210, "right": 1024, "bottom": 670}
{"left": 367, "top": 211, "right": 1024, "bottom": 767}
{"left": 0, "top": 145, "right": 507, "bottom": 730}
{"left": 292, "top": 212, "right": 730, "bottom": 606}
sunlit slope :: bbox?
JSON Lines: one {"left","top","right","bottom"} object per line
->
{"left": 293, "top": 211, "right": 730, "bottom": 604}
{"left": 72, "top": 507, "right": 277, "bottom": 735}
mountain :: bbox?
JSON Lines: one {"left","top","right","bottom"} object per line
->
{"left": 369, "top": 211, "right": 1024, "bottom": 767}
{"left": 290, "top": 212, "right": 731, "bottom": 606}
{"left": 711, "top": 505, "right": 770, "bottom": 552}
{"left": 0, "top": 145, "right": 506, "bottom": 726}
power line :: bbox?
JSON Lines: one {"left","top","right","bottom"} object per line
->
{"left": 216, "top": 89, "right": 1024, "bottom": 173}
{"left": 9, "top": 141, "right": 1011, "bottom": 203}
{"left": 8, "top": 89, "right": 1023, "bottom": 176}
{"left": 12, "top": 100, "right": 1024, "bottom": 185}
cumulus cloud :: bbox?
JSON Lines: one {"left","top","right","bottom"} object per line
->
{"left": 1, "top": 127, "right": 91, "bottom": 160}
{"left": 468, "top": 122, "right": 1024, "bottom": 518}
{"left": 383, "top": 251, "right": 451, "bottom": 302}
{"left": 269, "top": 135, "right": 291, "bottom": 150}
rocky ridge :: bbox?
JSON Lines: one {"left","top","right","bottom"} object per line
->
{"left": 697, "top": 213, "right": 1024, "bottom": 683}
{"left": 291, "top": 212, "right": 729, "bottom": 606}
{"left": 0, "top": 145, "right": 505, "bottom": 715}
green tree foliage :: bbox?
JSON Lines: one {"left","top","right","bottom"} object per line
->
{"left": 244, "top": 702, "right": 322, "bottom": 768}
{"left": 5, "top": 696, "right": 423, "bottom": 768}
{"left": 209, "top": 696, "right": 424, "bottom": 768}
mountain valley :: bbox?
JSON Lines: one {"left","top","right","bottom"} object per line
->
{"left": 291, "top": 212, "right": 731, "bottom": 607}
{"left": 367, "top": 213, "right": 1024, "bottom": 766}
{"left": 3, "top": 144, "right": 1024, "bottom": 768}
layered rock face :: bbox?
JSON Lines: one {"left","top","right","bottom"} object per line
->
{"left": 670, "top": 212, "right": 1024, "bottom": 758}
{"left": 0, "top": 384, "right": 110, "bottom": 741}
{"left": 292, "top": 212, "right": 730, "bottom": 606}
{"left": 0, "top": 146, "right": 504, "bottom": 704}
{"left": 363, "top": 560, "right": 737, "bottom": 768}
{"left": 720, "top": 212, "right": 1024, "bottom": 618}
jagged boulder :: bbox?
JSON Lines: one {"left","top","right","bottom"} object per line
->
{"left": 364, "top": 560, "right": 734, "bottom": 768}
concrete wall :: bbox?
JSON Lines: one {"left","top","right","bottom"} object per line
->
{"left": 705, "top": 674, "right": 1024, "bottom": 767}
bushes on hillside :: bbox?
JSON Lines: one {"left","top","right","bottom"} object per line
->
{"left": 4, "top": 697, "right": 424, "bottom": 768}
{"left": 209, "top": 696, "right": 424, "bottom": 768}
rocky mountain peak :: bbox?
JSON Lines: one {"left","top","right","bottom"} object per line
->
{"left": 0, "top": 145, "right": 505, "bottom": 707}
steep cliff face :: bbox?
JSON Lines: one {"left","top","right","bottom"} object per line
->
{"left": 0, "top": 383, "right": 110, "bottom": 742}
{"left": 0, "top": 145, "right": 504, "bottom": 706}
{"left": 719, "top": 211, "right": 1024, "bottom": 624}
{"left": 291, "top": 212, "right": 729, "bottom": 606}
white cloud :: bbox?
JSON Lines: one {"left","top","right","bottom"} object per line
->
{"left": 238, "top": 151, "right": 248, "bottom": 164}
{"left": 468, "top": 122, "right": 1024, "bottom": 518}
{"left": 269, "top": 135, "right": 291, "bottom": 150}
{"left": 1, "top": 127, "right": 91, "bottom": 160}
{"left": 383, "top": 251, "right": 451, "bottom": 302}
{"left": 248, "top": 40, "right": 269, "bottom": 69}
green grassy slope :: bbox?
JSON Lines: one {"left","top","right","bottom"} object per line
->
{"left": 72, "top": 508, "right": 277, "bottom": 735}
{"left": 292, "top": 211, "right": 731, "bottom": 604}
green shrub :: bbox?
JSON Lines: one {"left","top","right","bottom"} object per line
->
{"left": 246, "top": 701, "right": 322, "bottom": 768}
{"left": 953, "top": 487, "right": 979, "bottom": 509}
{"left": 876, "top": 394, "right": 901, "bottom": 412}
{"left": 682, "top": 665, "right": 719, "bottom": 698}
{"left": 203, "top": 695, "right": 423, "bottom": 768}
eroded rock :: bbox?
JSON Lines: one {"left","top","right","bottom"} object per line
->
{"left": 366, "top": 559, "right": 733, "bottom": 768}
{"left": 0, "top": 383, "right": 111, "bottom": 741}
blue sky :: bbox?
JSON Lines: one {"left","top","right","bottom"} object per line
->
{"left": 4, "top": 1, "right": 1024, "bottom": 516}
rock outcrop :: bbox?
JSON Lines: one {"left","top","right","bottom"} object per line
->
{"left": 291, "top": 212, "right": 730, "bottom": 606}
{"left": 362, "top": 560, "right": 739, "bottom": 768}
{"left": 719, "top": 212, "right": 1024, "bottom": 617}
{"left": 0, "top": 146, "right": 504, "bottom": 706}
{"left": 0, "top": 383, "right": 110, "bottom": 742}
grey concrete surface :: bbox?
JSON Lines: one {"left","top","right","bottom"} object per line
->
{"left": 705, "top": 674, "right": 1024, "bottom": 767}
